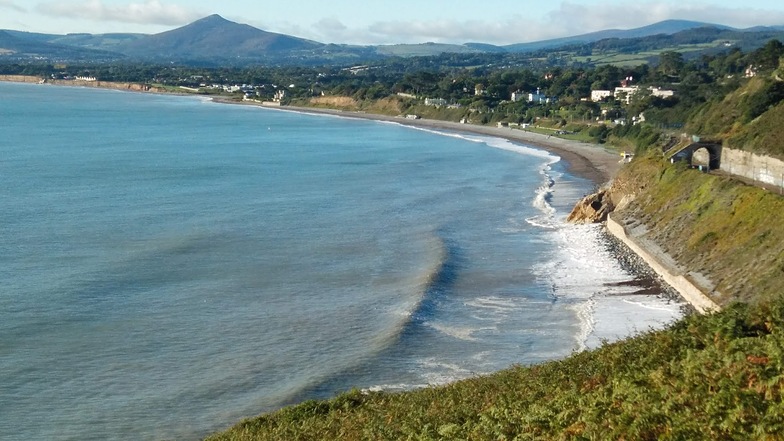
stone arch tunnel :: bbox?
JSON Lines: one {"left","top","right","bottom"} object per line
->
{"left": 669, "top": 142, "right": 723, "bottom": 171}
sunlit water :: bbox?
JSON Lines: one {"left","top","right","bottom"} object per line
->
{"left": 0, "top": 82, "right": 682, "bottom": 440}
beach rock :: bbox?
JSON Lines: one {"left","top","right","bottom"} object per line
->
{"left": 567, "top": 190, "right": 614, "bottom": 223}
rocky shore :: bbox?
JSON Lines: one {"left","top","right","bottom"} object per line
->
{"left": 599, "top": 228, "right": 695, "bottom": 313}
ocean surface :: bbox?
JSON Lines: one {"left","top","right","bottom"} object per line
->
{"left": 0, "top": 82, "right": 683, "bottom": 440}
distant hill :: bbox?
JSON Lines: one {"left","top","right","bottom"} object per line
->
{"left": 51, "top": 33, "right": 146, "bottom": 51}
{"left": 117, "top": 14, "right": 322, "bottom": 62}
{"left": 374, "top": 42, "right": 483, "bottom": 57}
{"left": 504, "top": 19, "right": 734, "bottom": 52}
{"left": 0, "top": 30, "right": 120, "bottom": 61}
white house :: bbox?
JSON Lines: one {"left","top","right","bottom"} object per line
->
{"left": 650, "top": 87, "right": 675, "bottom": 99}
{"left": 614, "top": 86, "right": 675, "bottom": 103}
{"left": 511, "top": 91, "right": 526, "bottom": 102}
{"left": 590, "top": 90, "right": 613, "bottom": 101}
{"left": 614, "top": 86, "right": 639, "bottom": 103}
{"left": 424, "top": 98, "right": 448, "bottom": 106}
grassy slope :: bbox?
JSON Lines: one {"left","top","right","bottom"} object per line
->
{"left": 612, "top": 156, "right": 784, "bottom": 306}
{"left": 688, "top": 76, "right": 784, "bottom": 160}
{"left": 728, "top": 100, "right": 784, "bottom": 158}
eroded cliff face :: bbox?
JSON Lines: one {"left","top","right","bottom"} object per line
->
{"left": 566, "top": 190, "right": 613, "bottom": 223}
{"left": 566, "top": 171, "right": 640, "bottom": 224}
{"left": 47, "top": 79, "right": 166, "bottom": 93}
{"left": 0, "top": 75, "right": 44, "bottom": 83}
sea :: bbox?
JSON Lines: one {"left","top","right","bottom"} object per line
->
{"left": 0, "top": 81, "right": 683, "bottom": 440}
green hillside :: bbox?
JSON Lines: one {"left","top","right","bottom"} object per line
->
{"left": 687, "top": 76, "right": 784, "bottom": 159}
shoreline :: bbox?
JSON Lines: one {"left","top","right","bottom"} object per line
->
{"left": 217, "top": 99, "right": 623, "bottom": 185}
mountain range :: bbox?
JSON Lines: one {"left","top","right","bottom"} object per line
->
{"left": 2, "top": 14, "right": 783, "bottom": 65}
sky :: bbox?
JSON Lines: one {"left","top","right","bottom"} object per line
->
{"left": 2, "top": 0, "right": 784, "bottom": 45}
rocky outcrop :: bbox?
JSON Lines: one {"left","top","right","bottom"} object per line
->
{"left": 566, "top": 189, "right": 614, "bottom": 223}
{"left": 567, "top": 169, "right": 641, "bottom": 224}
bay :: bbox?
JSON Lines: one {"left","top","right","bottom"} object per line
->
{"left": 0, "top": 82, "right": 682, "bottom": 440}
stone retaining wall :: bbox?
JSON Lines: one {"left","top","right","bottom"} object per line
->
{"left": 606, "top": 214, "right": 721, "bottom": 314}
{"left": 721, "top": 148, "right": 784, "bottom": 188}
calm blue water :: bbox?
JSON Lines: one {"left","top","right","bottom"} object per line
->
{"left": 0, "top": 82, "right": 682, "bottom": 440}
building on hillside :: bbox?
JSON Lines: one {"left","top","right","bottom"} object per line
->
{"left": 528, "top": 88, "right": 547, "bottom": 103}
{"left": 511, "top": 91, "right": 526, "bottom": 102}
{"left": 590, "top": 90, "right": 613, "bottom": 101}
{"left": 614, "top": 86, "right": 639, "bottom": 104}
{"left": 650, "top": 87, "right": 675, "bottom": 99}
{"left": 424, "top": 98, "right": 448, "bottom": 107}
{"left": 614, "top": 85, "right": 676, "bottom": 104}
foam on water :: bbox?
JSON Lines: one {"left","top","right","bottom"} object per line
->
{"left": 533, "top": 222, "right": 683, "bottom": 351}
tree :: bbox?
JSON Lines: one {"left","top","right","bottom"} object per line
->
{"left": 657, "top": 51, "right": 685, "bottom": 78}
{"left": 750, "top": 39, "right": 784, "bottom": 71}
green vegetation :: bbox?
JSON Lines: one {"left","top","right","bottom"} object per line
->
{"left": 614, "top": 156, "right": 784, "bottom": 306}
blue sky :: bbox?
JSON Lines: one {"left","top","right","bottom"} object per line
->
{"left": 2, "top": 0, "right": 784, "bottom": 45}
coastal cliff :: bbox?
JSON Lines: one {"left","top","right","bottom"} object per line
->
{"left": 0, "top": 75, "right": 166, "bottom": 93}
{"left": 0, "top": 74, "right": 44, "bottom": 83}
{"left": 46, "top": 79, "right": 167, "bottom": 93}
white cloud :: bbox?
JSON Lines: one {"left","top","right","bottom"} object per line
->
{"left": 299, "top": 1, "right": 784, "bottom": 46}
{"left": 0, "top": 0, "right": 26, "bottom": 13}
{"left": 315, "top": 17, "right": 347, "bottom": 33}
{"left": 35, "top": 0, "right": 204, "bottom": 27}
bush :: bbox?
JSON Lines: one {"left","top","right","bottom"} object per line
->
{"left": 587, "top": 124, "right": 610, "bottom": 143}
